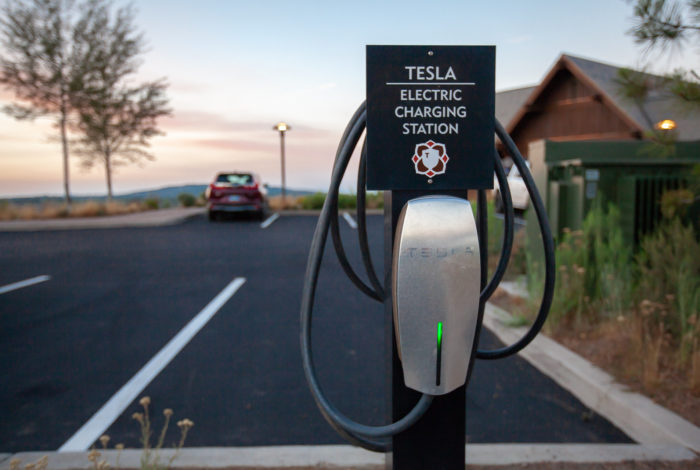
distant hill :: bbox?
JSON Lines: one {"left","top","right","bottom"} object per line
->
{"left": 115, "top": 184, "right": 208, "bottom": 201}
{"left": 2, "top": 184, "right": 315, "bottom": 204}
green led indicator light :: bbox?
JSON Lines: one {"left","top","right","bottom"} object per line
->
{"left": 436, "top": 321, "right": 443, "bottom": 386}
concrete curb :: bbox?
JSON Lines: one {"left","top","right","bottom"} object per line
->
{"left": 0, "top": 209, "right": 380, "bottom": 232}
{"left": 276, "top": 209, "right": 383, "bottom": 216}
{"left": 483, "top": 302, "right": 700, "bottom": 454}
{"left": 0, "top": 208, "right": 205, "bottom": 232}
{"left": 8, "top": 444, "right": 696, "bottom": 469}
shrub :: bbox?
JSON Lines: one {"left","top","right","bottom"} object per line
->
{"left": 177, "top": 193, "right": 196, "bottom": 207}
{"left": 527, "top": 202, "right": 631, "bottom": 329}
{"left": 144, "top": 197, "right": 160, "bottom": 210}
{"left": 580, "top": 203, "right": 632, "bottom": 317}
{"left": 636, "top": 218, "right": 700, "bottom": 366}
{"left": 337, "top": 193, "right": 357, "bottom": 209}
{"left": 299, "top": 192, "right": 362, "bottom": 210}
{"left": 300, "top": 192, "right": 326, "bottom": 210}
{"left": 660, "top": 188, "right": 694, "bottom": 221}
{"left": 365, "top": 191, "right": 384, "bottom": 209}
{"left": 71, "top": 201, "right": 105, "bottom": 217}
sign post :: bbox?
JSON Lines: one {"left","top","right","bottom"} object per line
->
{"left": 366, "top": 45, "right": 495, "bottom": 469}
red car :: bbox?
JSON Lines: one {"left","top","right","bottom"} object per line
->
{"left": 205, "top": 172, "right": 269, "bottom": 220}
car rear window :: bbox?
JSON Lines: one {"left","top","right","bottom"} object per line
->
{"left": 216, "top": 173, "right": 253, "bottom": 185}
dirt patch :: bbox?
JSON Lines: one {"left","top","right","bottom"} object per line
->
{"left": 489, "top": 290, "right": 700, "bottom": 428}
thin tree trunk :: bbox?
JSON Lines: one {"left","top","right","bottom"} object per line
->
{"left": 105, "top": 148, "right": 113, "bottom": 201}
{"left": 59, "top": 106, "right": 72, "bottom": 206}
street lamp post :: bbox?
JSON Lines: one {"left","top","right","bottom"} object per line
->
{"left": 274, "top": 122, "right": 290, "bottom": 206}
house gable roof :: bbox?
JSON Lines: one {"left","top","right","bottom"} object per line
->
{"left": 501, "top": 54, "right": 700, "bottom": 141}
{"left": 495, "top": 86, "right": 536, "bottom": 128}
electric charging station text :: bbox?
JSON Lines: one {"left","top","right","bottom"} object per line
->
{"left": 366, "top": 45, "right": 495, "bottom": 190}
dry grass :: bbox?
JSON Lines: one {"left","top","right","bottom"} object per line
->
{"left": 0, "top": 200, "right": 153, "bottom": 221}
{"left": 490, "top": 289, "right": 700, "bottom": 428}
{"left": 268, "top": 195, "right": 304, "bottom": 211}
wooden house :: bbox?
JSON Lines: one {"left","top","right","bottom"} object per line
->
{"left": 496, "top": 54, "right": 700, "bottom": 158}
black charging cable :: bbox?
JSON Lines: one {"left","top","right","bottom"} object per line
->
{"left": 300, "top": 103, "right": 430, "bottom": 451}
{"left": 300, "top": 102, "right": 555, "bottom": 451}
{"left": 475, "top": 121, "right": 556, "bottom": 359}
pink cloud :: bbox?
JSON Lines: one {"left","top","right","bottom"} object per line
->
{"left": 0, "top": 87, "right": 16, "bottom": 101}
{"left": 189, "top": 138, "right": 276, "bottom": 152}
{"left": 161, "top": 111, "right": 260, "bottom": 133}
{"left": 162, "top": 110, "right": 336, "bottom": 140}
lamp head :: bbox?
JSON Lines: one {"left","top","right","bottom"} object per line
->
{"left": 655, "top": 119, "right": 676, "bottom": 131}
{"left": 274, "top": 122, "right": 290, "bottom": 132}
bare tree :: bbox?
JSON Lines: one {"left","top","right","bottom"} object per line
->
{"left": 0, "top": 0, "right": 104, "bottom": 204}
{"left": 71, "top": 3, "right": 170, "bottom": 200}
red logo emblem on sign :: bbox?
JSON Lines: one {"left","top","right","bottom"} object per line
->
{"left": 412, "top": 140, "right": 449, "bottom": 178}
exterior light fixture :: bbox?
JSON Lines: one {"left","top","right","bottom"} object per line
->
{"left": 655, "top": 119, "right": 677, "bottom": 131}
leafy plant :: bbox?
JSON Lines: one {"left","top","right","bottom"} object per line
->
{"left": 525, "top": 202, "right": 632, "bottom": 330}
{"left": 636, "top": 218, "right": 700, "bottom": 364}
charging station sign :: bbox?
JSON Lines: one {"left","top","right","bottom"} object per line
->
{"left": 366, "top": 45, "right": 495, "bottom": 190}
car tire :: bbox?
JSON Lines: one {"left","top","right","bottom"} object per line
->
{"left": 259, "top": 200, "right": 270, "bottom": 220}
{"left": 208, "top": 210, "right": 218, "bottom": 222}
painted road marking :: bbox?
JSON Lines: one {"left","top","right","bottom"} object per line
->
{"left": 0, "top": 275, "right": 51, "bottom": 295}
{"left": 59, "top": 277, "right": 247, "bottom": 452}
{"left": 260, "top": 213, "right": 279, "bottom": 229}
{"left": 342, "top": 212, "right": 357, "bottom": 230}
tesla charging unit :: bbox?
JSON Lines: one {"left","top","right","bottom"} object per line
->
{"left": 300, "top": 45, "right": 556, "bottom": 469}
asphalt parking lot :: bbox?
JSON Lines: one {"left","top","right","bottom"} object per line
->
{"left": 0, "top": 214, "right": 631, "bottom": 453}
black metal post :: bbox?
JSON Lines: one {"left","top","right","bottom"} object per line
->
{"left": 384, "top": 189, "right": 468, "bottom": 470}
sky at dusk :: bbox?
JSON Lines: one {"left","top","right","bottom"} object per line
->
{"left": 1, "top": 0, "right": 698, "bottom": 198}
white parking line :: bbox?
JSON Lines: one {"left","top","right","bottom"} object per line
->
{"left": 58, "top": 277, "right": 246, "bottom": 452}
{"left": 0, "top": 275, "right": 51, "bottom": 295}
{"left": 342, "top": 212, "right": 357, "bottom": 229}
{"left": 260, "top": 213, "right": 279, "bottom": 229}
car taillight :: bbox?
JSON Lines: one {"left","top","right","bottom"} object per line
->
{"left": 208, "top": 183, "right": 223, "bottom": 198}
{"left": 242, "top": 183, "right": 259, "bottom": 190}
